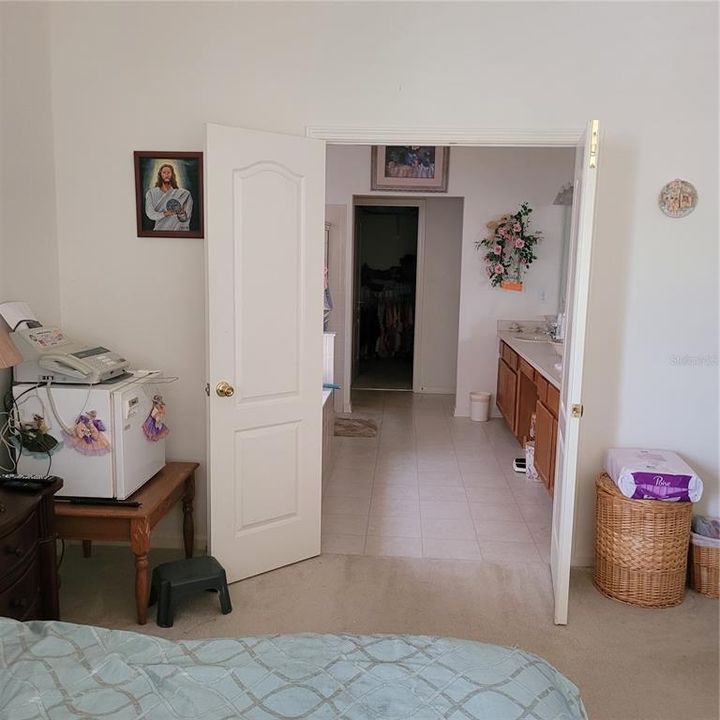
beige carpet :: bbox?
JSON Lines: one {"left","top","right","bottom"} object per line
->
{"left": 59, "top": 546, "right": 718, "bottom": 720}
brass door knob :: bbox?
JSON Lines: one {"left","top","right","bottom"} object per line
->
{"left": 215, "top": 381, "right": 235, "bottom": 398}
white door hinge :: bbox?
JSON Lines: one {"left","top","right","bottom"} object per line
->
{"left": 589, "top": 120, "right": 599, "bottom": 169}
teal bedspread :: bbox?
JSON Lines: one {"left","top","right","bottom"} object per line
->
{"left": 0, "top": 619, "right": 586, "bottom": 719}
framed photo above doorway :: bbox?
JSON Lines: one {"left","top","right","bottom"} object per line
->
{"left": 371, "top": 145, "right": 449, "bottom": 192}
{"left": 134, "top": 151, "right": 204, "bottom": 238}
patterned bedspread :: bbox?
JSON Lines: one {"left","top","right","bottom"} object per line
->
{"left": 0, "top": 619, "right": 586, "bottom": 719}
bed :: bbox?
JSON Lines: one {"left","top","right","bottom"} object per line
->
{"left": 0, "top": 619, "right": 586, "bottom": 719}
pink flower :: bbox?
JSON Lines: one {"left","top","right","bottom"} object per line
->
{"left": 494, "top": 264, "right": 504, "bottom": 274}
{"left": 493, "top": 244, "right": 502, "bottom": 255}
{"left": 513, "top": 223, "right": 521, "bottom": 232}
{"left": 515, "top": 239, "right": 525, "bottom": 249}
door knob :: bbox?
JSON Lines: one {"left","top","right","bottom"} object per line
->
{"left": 215, "top": 381, "right": 235, "bottom": 398}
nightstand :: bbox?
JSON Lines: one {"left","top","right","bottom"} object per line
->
{"left": 0, "top": 479, "right": 63, "bottom": 620}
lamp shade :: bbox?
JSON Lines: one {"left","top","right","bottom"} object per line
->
{"left": 0, "top": 323, "right": 22, "bottom": 369}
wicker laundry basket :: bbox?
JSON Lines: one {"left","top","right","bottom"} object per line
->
{"left": 690, "top": 536, "right": 720, "bottom": 598}
{"left": 594, "top": 473, "right": 692, "bottom": 608}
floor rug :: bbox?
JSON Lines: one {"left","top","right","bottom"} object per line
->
{"left": 334, "top": 417, "right": 378, "bottom": 438}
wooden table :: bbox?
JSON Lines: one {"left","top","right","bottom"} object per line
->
{"left": 54, "top": 462, "right": 198, "bottom": 624}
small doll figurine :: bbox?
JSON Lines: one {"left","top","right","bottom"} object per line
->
{"left": 143, "top": 394, "right": 169, "bottom": 442}
{"left": 17, "top": 414, "right": 63, "bottom": 457}
{"left": 63, "top": 410, "right": 111, "bottom": 456}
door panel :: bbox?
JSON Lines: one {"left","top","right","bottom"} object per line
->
{"left": 206, "top": 124, "right": 325, "bottom": 583}
{"left": 550, "top": 120, "right": 600, "bottom": 624}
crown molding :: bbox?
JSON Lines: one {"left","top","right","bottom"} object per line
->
{"left": 306, "top": 126, "right": 583, "bottom": 146}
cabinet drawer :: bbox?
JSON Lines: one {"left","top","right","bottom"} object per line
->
{"left": 546, "top": 384, "right": 560, "bottom": 417}
{"left": 535, "top": 374, "right": 548, "bottom": 405}
{"left": 0, "top": 553, "right": 40, "bottom": 620}
{"left": 519, "top": 358, "right": 535, "bottom": 382}
{"left": 501, "top": 342, "right": 519, "bottom": 370}
{"left": 0, "top": 509, "right": 38, "bottom": 579}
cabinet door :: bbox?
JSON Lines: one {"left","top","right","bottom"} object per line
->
{"left": 497, "top": 358, "right": 517, "bottom": 432}
{"left": 535, "top": 400, "right": 554, "bottom": 491}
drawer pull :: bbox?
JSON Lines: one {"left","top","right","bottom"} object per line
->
{"left": 10, "top": 597, "right": 28, "bottom": 610}
{"left": 5, "top": 545, "right": 23, "bottom": 557}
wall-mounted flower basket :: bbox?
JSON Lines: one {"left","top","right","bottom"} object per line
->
{"left": 475, "top": 203, "right": 541, "bottom": 290}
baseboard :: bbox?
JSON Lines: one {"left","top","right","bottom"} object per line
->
{"left": 417, "top": 386, "right": 456, "bottom": 394}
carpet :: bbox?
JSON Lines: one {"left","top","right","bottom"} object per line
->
{"left": 334, "top": 417, "right": 378, "bottom": 437}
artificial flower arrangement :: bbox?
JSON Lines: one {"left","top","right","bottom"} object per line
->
{"left": 475, "top": 202, "right": 542, "bottom": 290}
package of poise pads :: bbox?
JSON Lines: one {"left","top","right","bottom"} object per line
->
{"left": 605, "top": 448, "right": 703, "bottom": 502}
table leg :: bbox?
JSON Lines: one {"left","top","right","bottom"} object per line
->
{"left": 130, "top": 519, "right": 151, "bottom": 625}
{"left": 183, "top": 473, "right": 195, "bottom": 559}
{"left": 82, "top": 540, "right": 92, "bottom": 558}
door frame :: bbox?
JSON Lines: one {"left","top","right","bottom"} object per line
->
{"left": 310, "top": 124, "right": 589, "bottom": 624}
{"left": 313, "top": 126, "right": 584, "bottom": 414}
{"left": 352, "top": 196, "right": 426, "bottom": 393}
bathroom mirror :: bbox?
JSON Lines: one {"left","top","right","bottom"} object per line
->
{"left": 554, "top": 182, "right": 574, "bottom": 314}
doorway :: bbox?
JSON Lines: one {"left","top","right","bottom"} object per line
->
{"left": 353, "top": 205, "right": 418, "bottom": 391}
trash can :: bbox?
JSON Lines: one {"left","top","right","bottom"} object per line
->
{"left": 469, "top": 392, "right": 491, "bottom": 422}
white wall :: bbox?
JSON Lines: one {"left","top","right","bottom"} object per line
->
{"left": 419, "top": 197, "right": 463, "bottom": 394}
{"left": 0, "top": 1, "right": 716, "bottom": 564}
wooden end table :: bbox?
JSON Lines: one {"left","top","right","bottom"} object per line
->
{"left": 53, "top": 461, "right": 198, "bottom": 625}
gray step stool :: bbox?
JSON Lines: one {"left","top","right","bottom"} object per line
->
{"left": 148, "top": 556, "right": 232, "bottom": 628}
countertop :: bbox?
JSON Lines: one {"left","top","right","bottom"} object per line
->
{"left": 498, "top": 331, "right": 562, "bottom": 388}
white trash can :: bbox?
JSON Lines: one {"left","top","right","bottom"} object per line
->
{"left": 469, "top": 392, "right": 491, "bottom": 422}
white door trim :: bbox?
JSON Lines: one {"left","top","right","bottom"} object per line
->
{"left": 307, "top": 126, "right": 582, "bottom": 147}
{"left": 352, "top": 196, "right": 426, "bottom": 393}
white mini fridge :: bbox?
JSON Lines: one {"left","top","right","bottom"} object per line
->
{"left": 13, "top": 375, "right": 166, "bottom": 499}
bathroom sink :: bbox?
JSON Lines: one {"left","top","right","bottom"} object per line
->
{"left": 511, "top": 333, "right": 547, "bottom": 343}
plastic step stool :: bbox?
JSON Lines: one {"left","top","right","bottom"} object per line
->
{"left": 148, "top": 555, "right": 232, "bottom": 627}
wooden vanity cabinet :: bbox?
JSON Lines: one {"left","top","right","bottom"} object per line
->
{"left": 496, "top": 340, "right": 560, "bottom": 496}
{"left": 496, "top": 344, "right": 519, "bottom": 433}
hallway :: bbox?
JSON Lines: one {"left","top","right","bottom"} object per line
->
{"left": 322, "top": 391, "right": 552, "bottom": 562}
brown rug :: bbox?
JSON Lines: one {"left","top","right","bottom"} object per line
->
{"left": 334, "top": 417, "right": 378, "bottom": 438}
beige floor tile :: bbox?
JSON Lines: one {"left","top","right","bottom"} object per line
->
{"left": 417, "top": 471, "right": 463, "bottom": 487}
{"left": 420, "top": 500, "right": 472, "bottom": 520}
{"left": 517, "top": 503, "right": 553, "bottom": 525}
{"left": 323, "top": 481, "right": 373, "bottom": 499}
{"left": 478, "top": 540, "right": 544, "bottom": 564}
{"left": 321, "top": 514, "right": 369, "bottom": 536}
{"left": 418, "top": 486, "right": 468, "bottom": 502}
{"left": 373, "top": 470, "right": 418, "bottom": 486}
{"left": 422, "top": 537, "right": 482, "bottom": 560}
{"left": 372, "top": 485, "right": 419, "bottom": 502}
{"left": 370, "top": 498, "right": 420, "bottom": 517}
{"left": 418, "top": 459, "right": 459, "bottom": 472}
{"left": 421, "top": 515, "right": 476, "bottom": 540}
{"left": 367, "top": 513, "right": 422, "bottom": 538}
{"left": 474, "top": 520, "right": 534, "bottom": 543}
{"left": 322, "top": 496, "right": 371, "bottom": 516}
{"left": 464, "top": 482, "right": 511, "bottom": 502}
{"left": 321, "top": 534, "right": 365, "bottom": 555}
{"left": 329, "top": 467, "right": 374, "bottom": 483}
{"left": 470, "top": 502, "right": 524, "bottom": 523}
{"left": 364, "top": 536, "right": 422, "bottom": 558}
{"left": 464, "top": 487, "right": 516, "bottom": 505}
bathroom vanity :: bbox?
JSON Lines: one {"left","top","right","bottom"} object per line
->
{"left": 496, "top": 331, "right": 561, "bottom": 495}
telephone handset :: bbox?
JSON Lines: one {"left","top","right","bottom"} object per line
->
{"left": 38, "top": 354, "right": 94, "bottom": 381}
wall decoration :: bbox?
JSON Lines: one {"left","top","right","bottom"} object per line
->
{"left": 134, "top": 151, "right": 204, "bottom": 238}
{"left": 63, "top": 411, "right": 111, "bottom": 456}
{"left": 659, "top": 179, "right": 697, "bottom": 218}
{"left": 475, "top": 203, "right": 542, "bottom": 291}
{"left": 371, "top": 146, "right": 449, "bottom": 192}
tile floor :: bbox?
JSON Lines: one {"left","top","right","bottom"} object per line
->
{"left": 322, "top": 391, "right": 553, "bottom": 563}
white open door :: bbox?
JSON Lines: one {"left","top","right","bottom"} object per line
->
{"left": 206, "top": 124, "right": 325, "bottom": 582}
{"left": 550, "top": 120, "right": 600, "bottom": 625}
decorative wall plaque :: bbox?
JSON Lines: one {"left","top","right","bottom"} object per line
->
{"left": 659, "top": 179, "right": 697, "bottom": 218}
